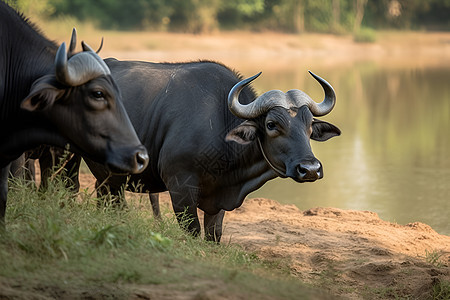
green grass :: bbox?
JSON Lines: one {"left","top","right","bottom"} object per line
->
{"left": 432, "top": 280, "right": 450, "bottom": 300}
{"left": 423, "top": 249, "right": 450, "bottom": 300}
{"left": 424, "top": 249, "right": 445, "bottom": 268}
{"left": 353, "top": 27, "right": 377, "bottom": 43}
{"left": 0, "top": 176, "right": 328, "bottom": 299}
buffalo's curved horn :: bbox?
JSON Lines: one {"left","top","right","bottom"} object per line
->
{"left": 228, "top": 71, "right": 336, "bottom": 119}
{"left": 55, "top": 40, "right": 111, "bottom": 87}
{"left": 81, "top": 38, "right": 103, "bottom": 54}
{"left": 68, "top": 28, "right": 77, "bottom": 57}
{"left": 228, "top": 72, "right": 295, "bottom": 119}
{"left": 81, "top": 41, "right": 110, "bottom": 75}
{"left": 55, "top": 42, "right": 70, "bottom": 84}
{"left": 304, "top": 71, "right": 336, "bottom": 116}
{"left": 81, "top": 40, "right": 94, "bottom": 52}
{"left": 228, "top": 72, "right": 264, "bottom": 119}
{"left": 96, "top": 37, "right": 104, "bottom": 53}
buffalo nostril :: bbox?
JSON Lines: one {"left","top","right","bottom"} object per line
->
{"left": 135, "top": 151, "right": 149, "bottom": 172}
{"left": 297, "top": 165, "right": 308, "bottom": 177}
{"left": 297, "top": 161, "right": 322, "bottom": 181}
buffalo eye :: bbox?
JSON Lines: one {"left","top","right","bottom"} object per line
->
{"left": 266, "top": 121, "right": 277, "bottom": 131}
{"left": 92, "top": 91, "right": 104, "bottom": 99}
{"left": 87, "top": 90, "right": 108, "bottom": 110}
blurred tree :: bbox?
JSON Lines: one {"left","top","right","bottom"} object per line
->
{"left": 332, "top": 0, "right": 340, "bottom": 32}
{"left": 260, "top": 0, "right": 311, "bottom": 33}
{"left": 5, "top": 0, "right": 54, "bottom": 18}
{"left": 218, "top": 0, "right": 264, "bottom": 30}
{"left": 294, "top": 1, "right": 305, "bottom": 33}
{"left": 168, "top": 0, "right": 220, "bottom": 33}
{"left": 364, "top": 0, "right": 450, "bottom": 30}
{"left": 7, "top": 0, "right": 448, "bottom": 33}
{"left": 304, "top": 0, "right": 332, "bottom": 32}
{"left": 415, "top": 0, "right": 450, "bottom": 30}
{"left": 49, "top": 0, "right": 173, "bottom": 30}
{"left": 354, "top": 0, "right": 367, "bottom": 32}
{"left": 224, "top": 0, "right": 264, "bottom": 16}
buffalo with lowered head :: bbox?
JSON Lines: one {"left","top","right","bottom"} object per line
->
{"left": 0, "top": 2, "right": 148, "bottom": 222}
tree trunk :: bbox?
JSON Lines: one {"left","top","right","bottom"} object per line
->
{"left": 294, "top": 0, "right": 305, "bottom": 33}
{"left": 332, "top": 0, "right": 341, "bottom": 31}
{"left": 354, "top": 0, "right": 368, "bottom": 32}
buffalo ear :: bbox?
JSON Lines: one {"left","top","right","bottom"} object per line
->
{"left": 311, "top": 118, "right": 341, "bottom": 142}
{"left": 225, "top": 120, "right": 258, "bottom": 145}
{"left": 21, "top": 75, "right": 65, "bottom": 111}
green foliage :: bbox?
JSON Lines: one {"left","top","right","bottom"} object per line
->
{"left": 148, "top": 231, "right": 173, "bottom": 250}
{"left": 353, "top": 27, "right": 377, "bottom": 43}
{"left": 364, "top": 0, "right": 450, "bottom": 30}
{"left": 167, "top": 0, "right": 221, "bottom": 33}
{"left": 218, "top": 0, "right": 265, "bottom": 29}
{"left": 5, "top": 0, "right": 54, "bottom": 18}
{"left": 0, "top": 176, "right": 321, "bottom": 298}
{"left": 432, "top": 280, "right": 450, "bottom": 300}
{"left": 304, "top": 0, "right": 333, "bottom": 32}
{"left": 424, "top": 249, "right": 445, "bottom": 268}
{"left": 8, "top": 0, "right": 448, "bottom": 33}
{"left": 226, "top": 0, "right": 264, "bottom": 16}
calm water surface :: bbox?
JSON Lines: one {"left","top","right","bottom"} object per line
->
{"left": 244, "top": 60, "right": 450, "bottom": 235}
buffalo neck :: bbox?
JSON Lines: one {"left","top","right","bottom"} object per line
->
{"left": 236, "top": 142, "right": 278, "bottom": 203}
{"left": 0, "top": 126, "right": 69, "bottom": 167}
{"left": 206, "top": 133, "right": 278, "bottom": 212}
{"left": 0, "top": 2, "right": 57, "bottom": 120}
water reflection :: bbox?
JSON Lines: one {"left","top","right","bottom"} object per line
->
{"left": 249, "top": 63, "right": 450, "bottom": 235}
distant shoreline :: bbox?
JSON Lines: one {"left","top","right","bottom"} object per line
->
{"left": 39, "top": 26, "right": 450, "bottom": 68}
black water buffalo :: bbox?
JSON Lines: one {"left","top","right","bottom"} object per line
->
{"left": 64, "top": 58, "right": 340, "bottom": 242}
{"left": 0, "top": 3, "right": 149, "bottom": 221}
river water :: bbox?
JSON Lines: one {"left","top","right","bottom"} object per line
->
{"left": 105, "top": 33, "right": 449, "bottom": 236}
{"left": 247, "top": 59, "right": 450, "bottom": 235}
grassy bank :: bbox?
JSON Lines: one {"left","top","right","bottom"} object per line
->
{"left": 0, "top": 177, "right": 328, "bottom": 299}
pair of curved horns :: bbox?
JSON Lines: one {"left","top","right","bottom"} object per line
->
{"left": 228, "top": 71, "right": 336, "bottom": 118}
{"left": 55, "top": 28, "right": 109, "bottom": 86}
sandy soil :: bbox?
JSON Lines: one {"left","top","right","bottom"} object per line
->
{"left": 224, "top": 198, "right": 450, "bottom": 299}
{"left": 76, "top": 173, "right": 450, "bottom": 299}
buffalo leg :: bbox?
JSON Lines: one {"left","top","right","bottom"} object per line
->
{"left": 172, "top": 201, "right": 200, "bottom": 237}
{"left": 9, "top": 154, "right": 26, "bottom": 179}
{"left": 169, "top": 185, "right": 201, "bottom": 237}
{"left": 95, "top": 179, "right": 126, "bottom": 208}
{"left": 0, "top": 164, "right": 10, "bottom": 223}
{"left": 39, "top": 146, "right": 81, "bottom": 193}
{"left": 36, "top": 146, "right": 57, "bottom": 190}
{"left": 149, "top": 193, "right": 161, "bottom": 219}
{"left": 204, "top": 210, "right": 225, "bottom": 242}
{"left": 24, "top": 156, "right": 35, "bottom": 181}
{"left": 63, "top": 154, "right": 81, "bottom": 192}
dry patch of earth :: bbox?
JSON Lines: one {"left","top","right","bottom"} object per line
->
{"left": 223, "top": 197, "right": 449, "bottom": 299}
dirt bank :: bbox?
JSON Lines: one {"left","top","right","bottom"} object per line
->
{"left": 222, "top": 197, "right": 450, "bottom": 299}
{"left": 77, "top": 172, "right": 450, "bottom": 299}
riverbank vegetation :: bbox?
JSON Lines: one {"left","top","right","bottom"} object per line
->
{"left": 0, "top": 176, "right": 326, "bottom": 299}
{"left": 1, "top": 173, "right": 448, "bottom": 299}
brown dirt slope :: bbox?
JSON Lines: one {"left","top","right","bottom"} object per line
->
{"left": 222, "top": 197, "right": 450, "bottom": 299}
